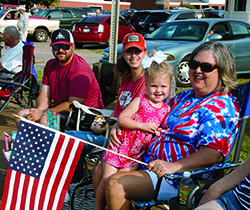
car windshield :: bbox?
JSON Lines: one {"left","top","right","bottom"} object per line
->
{"left": 0, "top": 10, "right": 8, "bottom": 18}
{"left": 131, "top": 12, "right": 150, "bottom": 21}
{"left": 144, "top": 13, "right": 171, "bottom": 22}
{"left": 146, "top": 21, "right": 209, "bottom": 41}
{"left": 80, "top": 16, "right": 105, "bottom": 22}
{"left": 33, "top": 9, "right": 49, "bottom": 17}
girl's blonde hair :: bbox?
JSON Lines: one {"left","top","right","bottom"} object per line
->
{"left": 144, "top": 50, "right": 174, "bottom": 87}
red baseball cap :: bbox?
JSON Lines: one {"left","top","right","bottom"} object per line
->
{"left": 122, "top": 32, "right": 146, "bottom": 52}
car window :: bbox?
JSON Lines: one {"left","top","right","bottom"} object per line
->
{"left": 175, "top": 12, "right": 196, "bottom": 20}
{"left": 83, "top": 16, "right": 105, "bottom": 22}
{"left": 119, "top": 17, "right": 128, "bottom": 26}
{"left": 0, "top": 10, "right": 7, "bottom": 18}
{"left": 229, "top": 21, "right": 250, "bottom": 40}
{"left": 194, "top": 11, "right": 203, "bottom": 18}
{"left": 34, "top": 9, "right": 49, "bottom": 17}
{"left": 130, "top": 12, "right": 150, "bottom": 23}
{"left": 211, "top": 22, "right": 230, "bottom": 40}
{"left": 146, "top": 21, "right": 208, "bottom": 41}
{"left": 73, "top": 10, "right": 86, "bottom": 18}
{"left": 62, "top": 11, "right": 72, "bottom": 18}
{"left": 49, "top": 11, "right": 60, "bottom": 19}
{"left": 145, "top": 13, "right": 170, "bottom": 22}
{"left": 203, "top": 11, "right": 220, "bottom": 18}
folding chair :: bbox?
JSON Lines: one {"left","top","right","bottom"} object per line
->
{"left": 66, "top": 100, "right": 114, "bottom": 175}
{"left": 130, "top": 81, "right": 250, "bottom": 210}
{"left": 63, "top": 101, "right": 116, "bottom": 210}
{"left": 0, "top": 44, "right": 40, "bottom": 114}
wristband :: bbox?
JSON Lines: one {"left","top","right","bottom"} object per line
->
{"left": 42, "top": 109, "right": 47, "bottom": 116}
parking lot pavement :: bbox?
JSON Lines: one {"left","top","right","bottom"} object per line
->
{"left": 0, "top": 40, "right": 104, "bottom": 71}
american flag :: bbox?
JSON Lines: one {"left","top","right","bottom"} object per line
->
{"left": 0, "top": 118, "right": 85, "bottom": 210}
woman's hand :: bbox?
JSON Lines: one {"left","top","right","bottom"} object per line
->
{"left": 148, "top": 160, "right": 181, "bottom": 178}
{"left": 109, "top": 123, "right": 122, "bottom": 148}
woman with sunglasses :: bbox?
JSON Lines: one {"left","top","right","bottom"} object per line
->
{"left": 93, "top": 41, "right": 241, "bottom": 210}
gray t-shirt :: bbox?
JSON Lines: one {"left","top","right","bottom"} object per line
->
{"left": 17, "top": 12, "right": 29, "bottom": 32}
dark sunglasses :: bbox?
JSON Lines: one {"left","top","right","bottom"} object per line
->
{"left": 52, "top": 44, "right": 71, "bottom": 51}
{"left": 188, "top": 59, "right": 219, "bottom": 73}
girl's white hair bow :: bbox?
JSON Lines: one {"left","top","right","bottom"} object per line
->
{"left": 142, "top": 50, "right": 164, "bottom": 69}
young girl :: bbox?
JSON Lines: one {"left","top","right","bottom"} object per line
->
{"left": 94, "top": 51, "right": 174, "bottom": 210}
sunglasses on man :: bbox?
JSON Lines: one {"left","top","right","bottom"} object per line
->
{"left": 188, "top": 59, "right": 219, "bottom": 73}
{"left": 52, "top": 44, "right": 72, "bottom": 51}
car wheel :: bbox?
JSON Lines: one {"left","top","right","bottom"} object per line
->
{"left": 35, "top": 29, "right": 48, "bottom": 42}
{"left": 176, "top": 57, "right": 191, "bottom": 87}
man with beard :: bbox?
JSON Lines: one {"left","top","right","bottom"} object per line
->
{"left": 16, "top": 29, "right": 104, "bottom": 130}
{"left": 0, "top": 26, "right": 24, "bottom": 78}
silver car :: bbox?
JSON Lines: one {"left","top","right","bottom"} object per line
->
{"left": 100, "top": 19, "right": 250, "bottom": 87}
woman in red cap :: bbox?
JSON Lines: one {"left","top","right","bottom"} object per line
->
{"left": 65, "top": 32, "right": 148, "bottom": 183}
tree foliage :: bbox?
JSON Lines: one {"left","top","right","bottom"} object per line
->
{"left": 1, "top": 0, "right": 58, "bottom": 11}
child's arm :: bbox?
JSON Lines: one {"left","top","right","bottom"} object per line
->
{"left": 118, "top": 97, "right": 159, "bottom": 133}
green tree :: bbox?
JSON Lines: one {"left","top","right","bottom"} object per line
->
{"left": 1, "top": 0, "right": 59, "bottom": 11}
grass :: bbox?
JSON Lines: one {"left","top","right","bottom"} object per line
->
{"left": 36, "top": 71, "right": 250, "bottom": 162}
{"left": 75, "top": 48, "right": 104, "bottom": 54}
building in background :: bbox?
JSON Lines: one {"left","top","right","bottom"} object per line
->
{"left": 224, "top": 0, "right": 250, "bottom": 22}
{"left": 154, "top": 0, "right": 224, "bottom": 10}
{"left": 37, "top": 0, "right": 225, "bottom": 11}
{"left": 38, "top": 0, "right": 130, "bottom": 11}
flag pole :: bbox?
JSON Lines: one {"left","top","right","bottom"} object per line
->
{"left": 13, "top": 114, "right": 148, "bottom": 166}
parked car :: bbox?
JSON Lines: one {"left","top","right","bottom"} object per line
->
{"left": 72, "top": 14, "right": 135, "bottom": 48}
{"left": 78, "top": 7, "right": 96, "bottom": 16}
{"left": 120, "top": 9, "right": 138, "bottom": 21}
{"left": 33, "top": 7, "right": 87, "bottom": 31}
{"left": 100, "top": 19, "right": 250, "bottom": 87}
{"left": 129, "top": 10, "right": 151, "bottom": 33}
{"left": 141, "top": 9, "right": 221, "bottom": 35}
{"left": 210, "top": 9, "right": 225, "bottom": 17}
{"left": 101, "top": 10, "right": 111, "bottom": 15}
{"left": 0, "top": 9, "right": 59, "bottom": 42}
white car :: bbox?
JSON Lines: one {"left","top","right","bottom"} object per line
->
{"left": 0, "top": 9, "right": 59, "bottom": 42}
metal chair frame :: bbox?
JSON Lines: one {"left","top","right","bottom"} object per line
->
{"left": 0, "top": 44, "right": 40, "bottom": 114}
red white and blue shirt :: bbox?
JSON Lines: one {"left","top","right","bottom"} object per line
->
{"left": 142, "top": 89, "right": 241, "bottom": 167}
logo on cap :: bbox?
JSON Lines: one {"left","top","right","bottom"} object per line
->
{"left": 127, "top": 34, "right": 139, "bottom": 43}
{"left": 56, "top": 32, "right": 65, "bottom": 40}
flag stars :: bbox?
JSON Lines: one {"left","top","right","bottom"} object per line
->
{"left": 8, "top": 121, "right": 55, "bottom": 179}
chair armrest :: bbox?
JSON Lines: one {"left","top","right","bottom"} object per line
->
{"left": 164, "top": 161, "right": 243, "bottom": 180}
{"left": 106, "top": 117, "right": 117, "bottom": 126}
{"left": 71, "top": 100, "right": 113, "bottom": 117}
